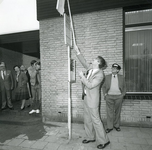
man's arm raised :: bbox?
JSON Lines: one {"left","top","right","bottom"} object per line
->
{"left": 74, "top": 44, "right": 80, "bottom": 55}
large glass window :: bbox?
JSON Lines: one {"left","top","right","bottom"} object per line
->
{"left": 125, "top": 9, "right": 152, "bottom": 93}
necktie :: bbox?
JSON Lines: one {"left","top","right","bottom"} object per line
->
{"left": 87, "top": 69, "right": 93, "bottom": 79}
{"left": 2, "top": 71, "right": 4, "bottom": 79}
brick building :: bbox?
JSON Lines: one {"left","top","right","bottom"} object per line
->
{"left": 37, "top": 0, "right": 152, "bottom": 126}
{"left": 0, "top": 0, "right": 152, "bottom": 127}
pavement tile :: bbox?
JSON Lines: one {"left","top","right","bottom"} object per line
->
{"left": 136, "top": 132, "right": 151, "bottom": 139}
{"left": 58, "top": 143, "right": 75, "bottom": 150}
{"left": 111, "top": 131, "right": 124, "bottom": 137}
{"left": 122, "top": 137, "right": 136, "bottom": 144}
{"left": 54, "top": 137, "right": 69, "bottom": 144}
{"left": 127, "top": 127, "right": 141, "bottom": 133}
{"left": 0, "top": 139, "right": 11, "bottom": 145}
{"left": 129, "top": 138, "right": 148, "bottom": 145}
{"left": 1, "top": 118, "right": 152, "bottom": 150}
{"left": 46, "top": 128, "right": 60, "bottom": 136}
{"left": 124, "top": 143, "right": 143, "bottom": 150}
{"left": 16, "top": 134, "right": 26, "bottom": 139}
{"left": 16, "top": 134, "right": 28, "bottom": 140}
{"left": 30, "top": 141, "right": 48, "bottom": 149}
{"left": 44, "top": 135, "right": 58, "bottom": 143}
{"left": 108, "top": 135, "right": 119, "bottom": 142}
{"left": 72, "top": 145, "right": 88, "bottom": 150}
{"left": 146, "top": 139, "right": 152, "bottom": 145}
{"left": 0, "top": 145, "right": 36, "bottom": 150}
{"left": 141, "top": 145, "right": 152, "bottom": 150}
{"left": 117, "top": 137, "right": 128, "bottom": 143}
{"left": 110, "top": 142, "right": 127, "bottom": 150}
{"left": 139, "top": 128, "right": 152, "bottom": 133}
{"left": 122, "top": 131, "right": 138, "bottom": 138}
{"left": 7, "top": 139, "right": 24, "bottom": 146}
{"left": 38, "top": 135, "right": 48, "bottom": 141}
{"left": 19, "top": 140, "right": 36, "bottom": 148}
{"left": 85, "top": 143, "right": 98, "bottom": 149}
{"left": 43, "top": 143, "right": 60, "bottom": 150}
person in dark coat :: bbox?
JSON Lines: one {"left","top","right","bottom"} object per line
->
{"left": 13, "top": 65, "right": 30, "bottom": 110}
{"left": 20, "top": 65, "right": 32, "bottom": 107}
{"left": 0, "top": 62, "right": 14, "bottom": 110}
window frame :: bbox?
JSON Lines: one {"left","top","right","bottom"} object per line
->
{"left": 123, "top": 5, "right": 152, "bottom": 97}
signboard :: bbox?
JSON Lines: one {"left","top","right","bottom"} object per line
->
{"left": 70, "top": 59, "right": 76, "bottom": 83}
{"left": 64, "top": 13, "right": 72, "bottom": 48}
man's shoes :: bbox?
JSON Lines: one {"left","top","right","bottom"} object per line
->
{"left": 21, "top": 106, "right": 25, "bottom": 110}
{"left": 105, "top": 128, "right": 113, "bottom": 133}
{"left": 36, "top": 109, "right": 40, "bottom": 114}
{"left": 82, "top": 139, "right": 95, "bottom": 144}
{"left": 26, "top": 104, "right": 31, "bottom": 108}
{"left": 29, "top": 110, "right": 36, "bottom": 114}
{"left": 114, "top": 127, "right": 121, "bottom": 131}
{"left": 97, "top": 141, "right": 110, "bottom": 149}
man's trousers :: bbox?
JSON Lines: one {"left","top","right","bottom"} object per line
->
{"left": 106, "top": 94, "right": 123, "bottom": 129}
{"left": 84, "top": 96, "right": 109, "bottom": 145}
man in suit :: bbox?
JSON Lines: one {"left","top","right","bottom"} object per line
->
{"left": 0, "top": 62, "right": 14, "bottom": 110}
{"left": 74, "top": 45, "right": 110, "bottom": 149}
{"left": 102, "top": 63, "right": 126, "bottom": 133}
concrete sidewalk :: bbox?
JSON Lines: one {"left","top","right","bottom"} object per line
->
{"left": 0, "top": 100, "right": 41, "bottom": 125}
{"left": 0, "top": 121, "right": 152, "bottom": 150}
{"left": 0, "top": 101, "right": 152, "bottom": 150}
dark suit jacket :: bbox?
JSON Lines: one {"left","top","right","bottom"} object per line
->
{"left": 14, "top": 72, "right": 28, "bottom": 89}
{"left": 102, "top": 74, "right": 126, "bottom": 97}
{"left": 0, "top": 70, "right": 14, "bottom": 90}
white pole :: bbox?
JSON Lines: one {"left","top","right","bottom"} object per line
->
{"left": 68, "top": 46, "right": 71, "bottom": 140}
{"left": 67, "top": 0, "right": 76, "bottom": 46}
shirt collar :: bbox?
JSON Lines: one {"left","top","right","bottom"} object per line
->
{"left": 112, "top": 74, "right": 117, "bottom": 77}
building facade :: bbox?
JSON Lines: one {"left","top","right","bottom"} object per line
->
{"left": 37, "top": 0, "right": 152, "bottom": 126}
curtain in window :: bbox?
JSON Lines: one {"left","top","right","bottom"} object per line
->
{"left": 125, "top": 29, "right": 152, "bottom": 92}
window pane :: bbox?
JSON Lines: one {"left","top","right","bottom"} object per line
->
{"left": 125, "top": 9, "right": 152, "bottom": 25}
{"left": 125, "top": 29, "right": 152, "bottom": 92}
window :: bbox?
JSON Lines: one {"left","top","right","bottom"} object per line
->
{"left": 125, "top": 9, "right": 152, "bottom": 94}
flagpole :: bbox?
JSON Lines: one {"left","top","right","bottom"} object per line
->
{"left": 68, "top": 45, "right": 72, "bottom": 140}
{"left": 56, "top": 0, "right": 74, "bottom": 140}
{"left": 66, "top": 0, "right": 75, "bottom": 140}
{"left": 67, "top": 0, "right": 76, "bottom": 46}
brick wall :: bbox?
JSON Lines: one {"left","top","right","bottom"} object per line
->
{"left": 40, "top": 8, "right": 152, "bottom": 126}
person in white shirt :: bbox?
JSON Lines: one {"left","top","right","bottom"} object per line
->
{"left": 102, "top": 63, "right": 126, "bottom": 133}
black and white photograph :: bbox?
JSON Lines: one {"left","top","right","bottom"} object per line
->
{"left": 0, "top": 0, "right": 152, "bottom": 150}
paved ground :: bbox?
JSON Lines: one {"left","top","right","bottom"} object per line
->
{"left": 0, "top": 122, "right": 152, "bottom": 150}
{"left": 0, "top": 101, "right": 152, "bottom": 150}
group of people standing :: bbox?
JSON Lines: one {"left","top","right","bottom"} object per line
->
{"left": 74, "top": 44, "right": 126, "bottom": 149}
{"left": 0, "top": 60, "right": 41, "bottom": 115}
{"left": 0, "top": 44, "right": 126, "bottom": 149}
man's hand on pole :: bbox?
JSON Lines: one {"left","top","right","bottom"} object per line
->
{"left": 74, "top": 43, "right": 80, "bottom": 55}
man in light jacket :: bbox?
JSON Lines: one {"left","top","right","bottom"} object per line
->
{"left": 74, "top": 45, "right": 110, "bottom": 149}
